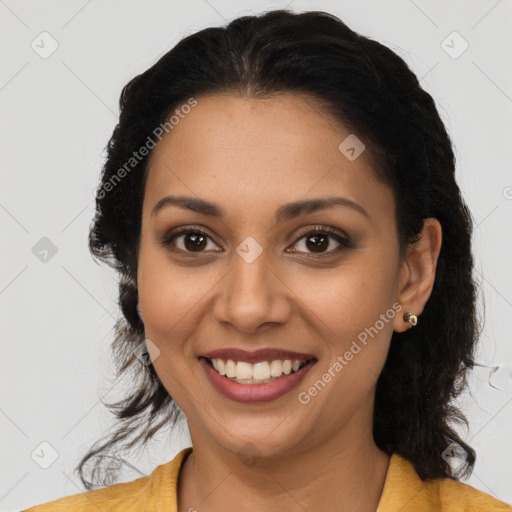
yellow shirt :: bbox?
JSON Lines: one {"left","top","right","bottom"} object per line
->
{"left": 23, "top": 447, "right": 511, "bottom": 511}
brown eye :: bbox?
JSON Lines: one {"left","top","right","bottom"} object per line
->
{"left": 159, "top": 228, "right": 220, "bottom": 254}
{"left": 288, "top": 226, "right": 353, "bottom": 257}
{"left": 303, "top": 233, "right": 330, "bottom": 253}
{"left": 182, "top": 232, "right": 208, "bottom": 252}
{"left": 159, "top": 225, "right": 353, "bottom": 258}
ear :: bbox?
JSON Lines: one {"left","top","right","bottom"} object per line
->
{"left": 393, "top": 218, "right": 442, "bottom": 333}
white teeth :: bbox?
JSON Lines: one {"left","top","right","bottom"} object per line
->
{"left": 253, "top": 361, "right": 270, "bottom": 380}
{"left": 270, "top": 360, "right": 283, "bottom": 377}
{"left": 225, "top": 360, "right": 237, "bottom": 378}
{"left": 209, "top": 358, "right": 309, "bottom": 381}
{"left": 236, "top": 362, "right": 253, "bottom": 380}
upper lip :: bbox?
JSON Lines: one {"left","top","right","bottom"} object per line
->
{"left": 200, "top": 348, "right": 316, "bottom": 363}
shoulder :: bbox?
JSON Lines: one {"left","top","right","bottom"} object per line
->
{"left": 428, "top": 475, "right": 512, "bottom": 511}
{"left": 21, "top": 475, "right": 150, "bottom": 512}
{"left": 22, "top": 447, "right": 193, "bottom": 512}
{"left": 378, "top": 453, "right": 511, "bottom": 512}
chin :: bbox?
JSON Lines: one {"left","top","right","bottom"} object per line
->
{"left": 202, "top": 414, "right": 313, "bottom": 462}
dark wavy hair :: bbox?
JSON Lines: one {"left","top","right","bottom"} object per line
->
{"left": 79, "top": 9, "right": 480, "bottom": 489}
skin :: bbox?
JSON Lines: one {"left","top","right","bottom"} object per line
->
{"left": 136, "top": 92, "right": 442, "bottom": 512}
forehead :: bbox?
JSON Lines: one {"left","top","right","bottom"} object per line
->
{"left": 143, "top": 93, "right": 392, "bottom": 222}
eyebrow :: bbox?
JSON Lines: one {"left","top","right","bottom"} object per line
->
{"left": 151, "top": 195, "right": 369, "bottom": 222}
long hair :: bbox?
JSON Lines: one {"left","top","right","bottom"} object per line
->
{"left": 80, "top": 9, "right": 479, "bottom": 489}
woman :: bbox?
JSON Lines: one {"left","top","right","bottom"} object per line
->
{"left": 24, "top": 9, "right": 511, "bottom": 512}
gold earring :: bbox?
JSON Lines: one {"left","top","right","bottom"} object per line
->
{"left": 403, "top": 311, "right": 417, "bottom": 327}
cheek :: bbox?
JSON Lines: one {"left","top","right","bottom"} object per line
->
{"left": 137, "top": 247, "right": 211, "bottom": 338}
{"left": 136, "top": 252, "right": 203, "bottom": 405}
{"left": 297, "top": 271, "right": 395, "bottom": 425}
{"left": 295, "top": 257, "right": 398, "bottom": 342}
{"left": 292, "top": 259, "right": 398, "bottom": 408}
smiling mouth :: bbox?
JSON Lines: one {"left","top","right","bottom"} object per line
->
{"left": 200, "top": 356, "right": 316, "bottom": 384}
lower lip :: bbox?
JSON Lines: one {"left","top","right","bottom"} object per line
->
{"left": 199, "top": 358, "right": 316, "bottom": 403}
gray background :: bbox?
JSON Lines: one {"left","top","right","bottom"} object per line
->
{"left": 1, "top": 0, "right": 511, "bottom": 510}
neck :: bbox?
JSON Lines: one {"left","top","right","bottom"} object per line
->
{"left": 177, "top": 413, "right": 391, "bottom": 512}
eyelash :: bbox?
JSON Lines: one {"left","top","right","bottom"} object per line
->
{"left": 159, "top": 225, "right": 353, "bottom": 258}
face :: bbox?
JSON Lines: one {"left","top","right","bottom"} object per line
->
{"left": 137, "top": 92, "right": 405, "bottom": 460}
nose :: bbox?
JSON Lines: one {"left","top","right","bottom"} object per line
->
{"left": 212, "top": 251, "right": 292, "bottom": 334}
